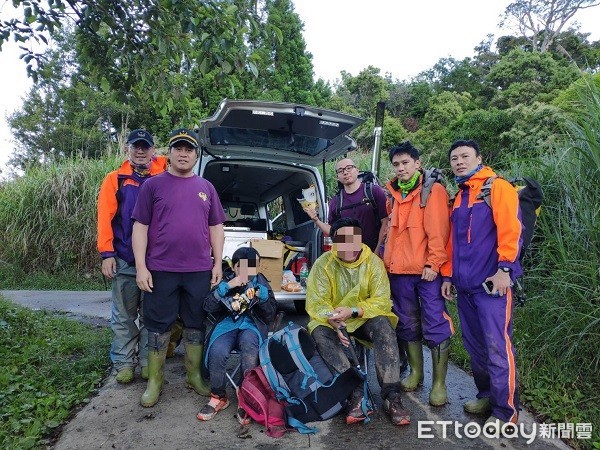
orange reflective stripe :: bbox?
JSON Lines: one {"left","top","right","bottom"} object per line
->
{"left": 442, "top": 311, "right": 455, "bottom": 336}
{"left": 504, "top": 289, "right": 518, "bottom": 423}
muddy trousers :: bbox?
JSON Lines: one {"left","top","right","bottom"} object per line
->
{"left": 312, "top": 316, "right": 402, "bottom": 400}
{"left": 110, "top": 257, "right": 147, "bottom": 370}
{"left": 457, "top": 288, "right": 519, "bottom": 423}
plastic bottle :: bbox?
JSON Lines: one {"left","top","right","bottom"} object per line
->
{"left": 299, "top": 262, "right": 309, "bottom": 288}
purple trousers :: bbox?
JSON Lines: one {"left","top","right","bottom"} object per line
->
{"left": 389, "top": 274, "right": 454, "bottom": 348}
{"left": 457, "top": 288, "right": 519, "bottom": 423}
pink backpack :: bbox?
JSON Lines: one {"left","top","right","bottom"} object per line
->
{"left": 237, "top": 367, "right": 287, "bottom": 438}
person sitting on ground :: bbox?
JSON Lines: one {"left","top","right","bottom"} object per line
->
{"left": 305, "top": 217, "right": 411, "bottom": 426}
{"left": 197, "top": 247, "right": 277, "bottom": 424}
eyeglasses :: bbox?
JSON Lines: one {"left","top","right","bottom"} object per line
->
{"left": 335, "top": 164, "right": 356, "bottom": 175}
{"left": 128, "top": 143, "right": 153, "bottom": 151}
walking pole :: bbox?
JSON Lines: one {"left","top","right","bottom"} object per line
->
{"left": 338, "top": 325, "right": 376, "bottom": 411}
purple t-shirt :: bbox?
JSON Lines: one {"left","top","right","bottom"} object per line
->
{"left": 328, "top": 182, "right": 388, "bottom": 251}
{"left": 132, "top": 172, "right": 226, "bottom": 272}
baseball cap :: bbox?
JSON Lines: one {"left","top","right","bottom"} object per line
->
{"left": 168, "top": 128, "right": 199, "bottom": 148}
{"left": 126, "top": 129, "right": 154, "bottom": 146}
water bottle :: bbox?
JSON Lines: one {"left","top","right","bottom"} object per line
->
{"left": 299, "top": 262, "right": 309, "bottom": 289}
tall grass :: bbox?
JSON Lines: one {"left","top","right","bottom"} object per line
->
{"left": 510, "top": 82, "right": 600, "bottom": 448}
{"left": 0, "top": 155, "right": 122, "bottom": 285}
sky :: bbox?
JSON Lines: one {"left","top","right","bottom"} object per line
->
{"left": 1, "top": 0, "right": 600, "bottom": 177}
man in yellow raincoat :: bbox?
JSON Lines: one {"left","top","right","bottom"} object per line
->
{"left": 306, "top": 217, "right": 411, "bottom": 426}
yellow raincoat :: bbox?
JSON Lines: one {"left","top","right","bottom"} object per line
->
{"left": 306, "top": 244, "right": 397, "bottom": 334}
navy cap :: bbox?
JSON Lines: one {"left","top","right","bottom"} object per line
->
{"left": 168, "top": 128, "right": 199, "bottom": 148}
{"left": 127, "top": 129, "right": 154, "bottom": 146}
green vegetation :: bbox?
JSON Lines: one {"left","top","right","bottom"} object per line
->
{"left": 0, "top": 297, "right": 110, "bottom": 449}
{"left": 0, "top": 155, "right": 122, "bottom": 288}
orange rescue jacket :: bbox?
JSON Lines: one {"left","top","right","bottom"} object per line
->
{"left": 383, "top": 174, "right": 451, "bottom": 276}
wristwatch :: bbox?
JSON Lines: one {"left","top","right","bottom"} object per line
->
{"left": 351, "top": 307, "right": 359, "bottom": 319}
{"left": 499, "top": 267, "right": 511, "bottom": 273}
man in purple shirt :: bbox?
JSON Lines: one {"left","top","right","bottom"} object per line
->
{"left": 132, "top": 128, "right": 226, "bottom": 408}
{"left": 305, "top": 158, "right": 388, "bottom": 254}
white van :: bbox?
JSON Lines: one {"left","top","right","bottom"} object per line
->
{"left": 195, "top": 99, "right": 364, "bottom": 311}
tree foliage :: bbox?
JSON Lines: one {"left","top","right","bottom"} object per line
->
{"left": 500, "top": 0, "right": 600, "bottom": 52}
{"left": 0, "top": 0, "right": 273, "bottom": 111}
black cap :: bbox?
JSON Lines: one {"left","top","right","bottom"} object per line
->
{"left": 168, "top": 128, "right": 199, "bottom": 148}
{"left": 126, "top": 129, "right": 154, "bottom": 146}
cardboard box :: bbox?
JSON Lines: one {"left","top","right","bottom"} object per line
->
{"left": 250, "top": 239, "right": 285, "bottom": 291}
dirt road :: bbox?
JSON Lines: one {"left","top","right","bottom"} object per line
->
{"left": 3, "top": 290, "right": 569, "bottom": 449}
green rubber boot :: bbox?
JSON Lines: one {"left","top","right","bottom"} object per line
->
{"left": 185, "top": 343, "right": 210, "bottom": 396}
{"left": 464, "top": 398, "right": 492, "bottom": 415}
{"left": 140, "top": 349, "right": 167, "bottom": 407}
{"left": 401, "top": 341, "right": 424, "bottom": 391}
{"left": 429, "top": 339, "right": 450, "bottom": 406}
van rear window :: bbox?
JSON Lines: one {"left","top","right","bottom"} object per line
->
{"left": 209, "top": 127, "right": 331, "bottom": 156}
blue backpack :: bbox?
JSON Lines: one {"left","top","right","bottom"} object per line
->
{"left": 259, "top": 322, "right": 362, "bottom": 434}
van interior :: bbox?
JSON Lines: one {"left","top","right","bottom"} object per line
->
{"left": 202, "top": 158, "right": 322, "bottom": 262}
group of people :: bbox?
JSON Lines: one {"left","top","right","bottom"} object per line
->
{"left": 97, "top": 129, "right": 522, "bottom": 430}
{"left": 304, "top": 140, "right": 521, "bottom": 428}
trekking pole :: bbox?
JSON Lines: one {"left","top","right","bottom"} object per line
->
{"left": 338, "top": 325, "right": 376, "bottom": 410}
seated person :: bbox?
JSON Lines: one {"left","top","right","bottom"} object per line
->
{"left": 305, "top": 217, "right": 411, "bottom": 426}
{"left": 197, "top": 247, "right": 277, "bottom": 424}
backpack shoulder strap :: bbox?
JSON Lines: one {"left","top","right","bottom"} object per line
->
{"left": 476, "top": 176, "right": 499, "bottom": 209}
{"left": 419, "top": 168, "right": 445, "bottom": 208}
{"left": 364, "top": 181, "right": 378, "bottom": 213}
{"left": 259, "top": 329, "right": 293, "bottom": 402}
{"left": 334, "top": 189, "right": 343, "bottom": 220}
{"left": 282, "top": 326, "right": 319, "bottom": 388}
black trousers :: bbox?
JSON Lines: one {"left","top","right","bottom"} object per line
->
{"left": 143, "top": 270, "right": 211, "bottom": 334}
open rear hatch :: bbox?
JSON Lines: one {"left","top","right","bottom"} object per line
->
{"left": 197, "top": 99, "right": 364, "bottom": 165}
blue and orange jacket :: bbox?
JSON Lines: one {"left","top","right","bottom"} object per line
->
{"left": 97, "top": 156, "right": 168, "bottom": 264}
{"left": 447, "top": 166, "right": 523, "bottom": 291}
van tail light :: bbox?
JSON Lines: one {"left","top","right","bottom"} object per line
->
{"left": 322, "top": 235, "right": 332, "bottom": 252}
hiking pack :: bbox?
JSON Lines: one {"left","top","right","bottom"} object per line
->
{"left": 333, "top": 171, "right": 380, "bottom": 219}
{"left": 388, "top": 168, "right": 447, "bottom": 209}
{"left": 258, "top": 322, "right": 363, "bottom": 434}
{"left": 476, "top": 176, "right": 544, "bottom": 305}
{"left": 236, "top": 367, "right": 287, "bottom": 438}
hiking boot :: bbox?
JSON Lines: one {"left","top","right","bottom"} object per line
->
{"left": 463, "top": 397, "right": 492, "bottom": 415}
{"left": 116, "top": 367, "right": 134, "bottom": 384}
{"left": 141, "top": 366, "right": 149, "bottom": 380}
{"left": 429, "top": 339, "right": 450, "bottom": 406}
{"left": 184, "top": 343, "right": 210, "bottom": 396}
{"left": 401, "top": 341, "right": 423, "bottom": 391}
{"left": 237, "top": 407, "right": 251, "bottom": 426}
{"left": 345, "top": 391, "right": 373, "bottom": 424}
{"left": 197, "top": 394, "right": 230, "bottom": 421}
{"left": 383, "top": 392, "right": 410, "bottom": 426}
